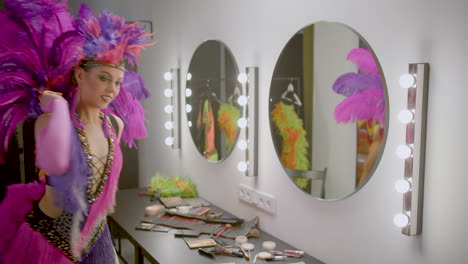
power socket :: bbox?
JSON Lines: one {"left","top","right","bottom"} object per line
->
{"left": 239, "top": 184, "right": 256, "bottom": 204}
{"left": 239, "top": 184, "right": 277, "bottom": 214}
{"left": 255, "top": 191, "right": 276, "bottom": 214}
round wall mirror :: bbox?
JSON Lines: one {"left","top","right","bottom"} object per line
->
{"left": 269, "top": 21, "right": 388, "bottom": 200}
{"left": 186, "top": 40, "right": 242, "bottom": 162}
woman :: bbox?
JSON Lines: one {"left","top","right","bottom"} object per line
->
{"left": 0, "top": 1, "right": 153, "bottom": 263}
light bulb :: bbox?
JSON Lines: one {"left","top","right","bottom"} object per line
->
{"left": 164, "top": 105, "right": 173, "bottom": 114}
{"left": 396, "top": 144, "right": 413, "bottom": 159}
{"left": 399, "top": 74, "right": 416, "bottom": 89}
{"left": 237, "top": 161, "right": 248, "bottom": 172}
{"left": 165, "top": 137, "right": 174, "bottom": 146}
{"left": 164, "top": 88, "right": 173, "bottom": 98}
{"left": 237, "top": 73, "right": 248, "bottom": 84}
{"left": 393, "top": 213, "right": 410, "bottom": 228}
{"left": 395, "top": 179, "right": 411, "bottom": 193}
{"left": 186, "top": 88, "right": 192, "bottom": 97}
{"left": 188, "top": 121, "right": 192, "bottom": 127}
{"left": 398, "top": 109, "right": 414, "bottom": 124}
{"left": 164, "top": 121, "right": 173, "bottom": 130}
{"left": 164, "top": 72, "right": 172, "bottom": 81}
{"left": 186, "top": 104, "right": 192, "bottom": 113}
{"left": 186, "top": 73, "right": 192, "bottom": 81}
{"left": 237, "top": 117, "right": 247, "bottom": 128}
{"left": 237, "top": 95, "right": 248, "bottom": 106}
{"left": 237, "top": 139, "right": 248, "bottom": 150}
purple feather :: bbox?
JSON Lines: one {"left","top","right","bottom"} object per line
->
{"left": 347, "top": 48, "right": 380, "bottom": 77}
{"left": 334, "top": 88, "right": 385, "bottom": 125}
{"left": 122, "top": 71, "right": 150, "bottom": 101}
{"left": 332, "top": 72, "right": 382, "bottom": 97}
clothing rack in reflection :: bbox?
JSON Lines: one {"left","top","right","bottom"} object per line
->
{"left": 272, "top": 77, "right": 303, "bottom": 107}
{"left": 272, "top": 76, "right": 301, "bottom": 91}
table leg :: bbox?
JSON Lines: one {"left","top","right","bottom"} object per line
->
{"left": 135, "top": 245, "right": 144, "bottom": 264}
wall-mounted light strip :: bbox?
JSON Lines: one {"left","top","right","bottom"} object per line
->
{"left": 394, "top": 63, "right": 430, "bottom": 236}
{"left": 163, "top": 68, "right": 181, "bottom": 149}
{"left": 236, "top": 67, "right": 258, "bottom": 177}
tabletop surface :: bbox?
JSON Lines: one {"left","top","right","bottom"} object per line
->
{"left": 110, "top": 188, "right": 325, "bottom": 264}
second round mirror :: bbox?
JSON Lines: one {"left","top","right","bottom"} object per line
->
{"left": 269, "top": 21, "right": 388, "bottom": 200}
{"left": 186, "top": 40, "right": 242, "bottom": 162}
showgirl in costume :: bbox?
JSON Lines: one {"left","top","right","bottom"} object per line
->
{"left": 0, "top": 0, "right": 153, "bottom": 263}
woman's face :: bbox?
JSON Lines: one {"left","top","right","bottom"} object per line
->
{"left": 75, "top": 64, "right": 124, "bottom": 109}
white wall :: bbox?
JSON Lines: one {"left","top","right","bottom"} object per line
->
{"left": 76, "top": 0, "right": 468, "bottom": 263}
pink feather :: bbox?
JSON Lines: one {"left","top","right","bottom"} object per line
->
{"left": 0, "top": 180, "right": 45, "bottom": 257}
{"left": 334, "top": 88, "right": 385, "bottom": 125}
{"left": 346, "top": 48, "right": 380, "bottom": 77}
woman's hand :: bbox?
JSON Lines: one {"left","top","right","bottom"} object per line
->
{"left": 39, "top": 90, "right": 64, "bottom": 113}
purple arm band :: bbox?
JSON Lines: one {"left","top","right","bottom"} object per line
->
{"left": 35, "top": 98, "right": 72, "bottom": 175}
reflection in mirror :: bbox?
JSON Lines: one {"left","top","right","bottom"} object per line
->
{"left": 186, "top": 40, "right": 242, "bottom": 162}
{"left": 269, "top": 21, "right": 387, "bottom": 200}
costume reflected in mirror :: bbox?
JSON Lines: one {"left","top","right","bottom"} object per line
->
{"left": 271, "top": 79, "right": 310, "bottom": 170}
{"left": 186, "top": 40, "right": 241, "bottom": 162}
{"left": 194, "top": 80, "right": 221, "bottom": 161}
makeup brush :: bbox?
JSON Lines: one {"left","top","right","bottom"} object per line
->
{"left": 215, "top": 224, "right": 232, "bottom": 238}
{"left": 247, "top": 227, "right": 260, "bottom": 238}
{"left": 214, "top": 245, "right": 244, "bottom": 258}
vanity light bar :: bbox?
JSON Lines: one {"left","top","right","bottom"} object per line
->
{"left": 163, "top": 68, "right": 181, "bottom": 149}
{"left": 395, "top": 63, "right": 430, "bottom": 236}
{"left": 236, "top": 67, "right": 258, "bottom": 177}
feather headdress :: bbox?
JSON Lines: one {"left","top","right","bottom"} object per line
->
{"left": 0, "top": 1, "right": 154, "bottom": 161}
{"left": 332, "top": 48, "right": 385, "bottom": 126}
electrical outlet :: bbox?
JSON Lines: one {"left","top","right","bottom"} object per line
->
{"left": 239, "top": 184, "right": 256, "bottom": 204}
{"left": 255, "top": 191, "right": 276, "bottom": 214}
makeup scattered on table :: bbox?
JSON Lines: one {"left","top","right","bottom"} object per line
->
{"left": 270, "top": 249, "right": 305, "bottom": 258}
{"left": 198, "top": 247, "right": 216, "bottom": 259}
{"left": 241, "top": 243, "right": 254, "bottom": 261}
{"left": 262, "top": 241, "right": 276, "bottom": 250}
{"left": 144, "top": 204, "right": 165, "bottom": 216}
{"left": 137, "top": 191, "right": 306, "bottom": 262}
{"left": 177, "top": 205, "right": 192, "bottom": 214}
{"left": 159, "top": 196, "right": 188, "bottom": 208}
{"left": 135, "top": 223, "right": 170, "bottom": 233}
{"left": 185, "top": 238, "right": 217, "bottom": 249}
{"left": 214, "top": 244, "right": 244, "bottom": 258}
{"left": 235, "top": 235, "right": 248, "bottom": 247}
{"left": 173, "top": 229, "right": 201, "bottom": 237}
{"left": 188, "top": 206, "right": 211, "bottom": 216}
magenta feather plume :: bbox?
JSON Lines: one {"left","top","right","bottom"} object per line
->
{"left": 0, "top": 180, "right": 45, "bottom": 256}
{"left": 74, "top": 4, "right": 154, "bottom": 66}
{"left": 346, "top": 48, "right": 380, "bottom": 77}
{"left": 0, "top": 0, "right": 77, "bottom": 162}
{"left": 0, "top": 91, "right": 28, "bottom": 107}
{"left": 107, "top": 88, "right": 148, "bottom": 148}
{"left": 334, "top": 88, "right": 385, "bottom": 125}
{"left": 0, "top": 1, "right": 154, "bottom": 160}
{"left": 4, "top": 0, "right": 74, "bottom": 52}
{"left": 332, "top": 72, "right": 382, "bottom": 97}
